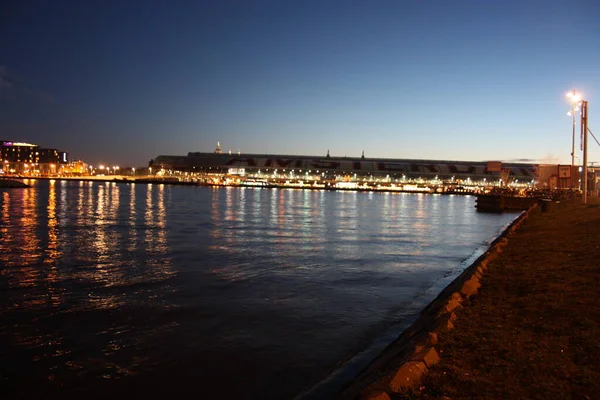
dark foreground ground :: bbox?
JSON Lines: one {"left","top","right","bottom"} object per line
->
{"left": 401, "top": 198, "right": 600, "bottom": 399}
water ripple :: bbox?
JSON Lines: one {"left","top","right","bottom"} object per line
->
{"left": 0, "top": 182, "right": 517, "bottom": 399}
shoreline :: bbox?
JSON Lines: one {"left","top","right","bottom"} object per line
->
{"left": 296, "top": 215, "right": 521, "bottom": 400}
{"left": 7, "top": 176, "right": 463, "bottom": 194}
{"left": 3, "top": 176, "right": 558, "bottom": 201}
{"left": 338, "top": 203, "right": 532, "bottom": 400}
{"left": 342, "top": 197, "right": 600, "bottom": 399}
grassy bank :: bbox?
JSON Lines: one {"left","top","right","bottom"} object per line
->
{"left": 407, "top": 198, "right": 600, "bottom": 399}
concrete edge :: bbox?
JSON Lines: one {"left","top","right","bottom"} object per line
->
{"left": 340, "top": 203, "right": 537, "bottom": 400}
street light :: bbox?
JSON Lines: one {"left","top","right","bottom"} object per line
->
{"left": 567, "top": 90, "right": 590, "bottom": 203}
{"left": 566, "top": 90, "right": 582, "bottom": 168}
{"left": 566, "top": 108, "right": 578, "bottom": 166}
{"left": 566, "top": 90, "right": 581, "bottom": 103}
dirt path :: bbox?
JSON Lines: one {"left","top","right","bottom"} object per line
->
{"left": 408, "top": 199, "right": 600, "bottom": 400}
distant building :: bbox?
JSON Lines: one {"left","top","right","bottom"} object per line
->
{"left": 39, "top": 148, "right": 68, "bottom": 164}
{"left": 149, "top": 150, "right": 539, "bottom": 182}
{"left": 1, "top": 140, "right": 68, "bottom": 175}
{"left": 66, "top": 160, "right": 87, "bottom": 175}
{"left": 0, "top": 141, "right": 38, "bottom": 163}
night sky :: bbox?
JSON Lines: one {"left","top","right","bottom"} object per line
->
{"left": 1, "top": 0, "right": 599, "bottom": 167}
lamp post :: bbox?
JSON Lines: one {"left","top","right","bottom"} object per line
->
{"left": 567, "top": 107, "right": 576, "bottom": 167}
{"left": 567, "top": 107, "right": 578, "bottom": 189}
{"left": 567, "top": 90, "right": 590, "bottom": 203}
{"left": 567, "top": 90, "right": 587, "bottom": 192}
{"left": 566, "top": 90, "right": 581, "bottom": 167}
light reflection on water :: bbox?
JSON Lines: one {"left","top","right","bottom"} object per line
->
{"left": 0, "top": 181, "right": 177, "bottom": 394}
{"left": 0, "top": 181, "right": 517, "bottom": 399}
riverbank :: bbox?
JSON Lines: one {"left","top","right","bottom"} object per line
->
{"left": 2, "top": 175, "right": 576, "bottom": 201}
{"left": 10, "top": 175, "right": 449, "bottom": 193}
{"left": 344, "top": 197, "right": 600, "bottom": 399}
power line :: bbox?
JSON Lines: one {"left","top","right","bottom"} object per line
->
{"left": 587, "top": 127, "right": 600, "bottom": 148}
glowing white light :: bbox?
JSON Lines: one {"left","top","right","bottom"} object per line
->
{"left": 566, "top": 90, "right": 582, "bottom": 103}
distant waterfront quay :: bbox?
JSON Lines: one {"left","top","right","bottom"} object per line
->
{"left": 3, "top": 173, "right": 496, "bottom": 194}
{"left": 0, "top": 163, "right": 538, "bottom": 196}
{"left": 0, "top": 180, "right": 519, "bottom": 399}
{"left": 4, "top": 141, "right": 596, "bottom": 193}
{"left": 3, "top": 140, "right": 596, "bottom": 193}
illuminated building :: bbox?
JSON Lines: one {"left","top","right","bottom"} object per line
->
{"left": 0, "top": 141, "right": 38, "bottom": 163}
{"left": 1, "top": 140, "right": 69, "bottom": 175}
{"left": 150, "top": 144, "right": 538, "bottom": 183}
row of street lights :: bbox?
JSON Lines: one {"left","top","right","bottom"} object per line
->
{"left": 98, "top": 165, "right": 120, "bottom": 174}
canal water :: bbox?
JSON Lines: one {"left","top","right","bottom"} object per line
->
{"left": 0, "top": 180, "right": 517, "bottom": 399}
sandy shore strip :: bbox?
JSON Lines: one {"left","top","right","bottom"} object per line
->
{"left": 342, "top": 197, "right": 600, "bottom": 400}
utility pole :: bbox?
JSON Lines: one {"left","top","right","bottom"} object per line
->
{"left": 571, "top": 93, "right": 577, "bottom": 168}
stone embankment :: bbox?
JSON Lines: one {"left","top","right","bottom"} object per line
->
{"left": 342, "top": 197, "right": 600, "bottom": 400}
{"left": 340, "top": 204, "right": 532, "bottom": 400}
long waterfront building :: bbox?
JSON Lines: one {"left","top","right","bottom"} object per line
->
{"left": 151, "top": 149, "right": 538, "bottom": 183}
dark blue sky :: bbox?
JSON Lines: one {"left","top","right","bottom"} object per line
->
{"left": 1, "top": 0, "right": 599, "bottom": 167}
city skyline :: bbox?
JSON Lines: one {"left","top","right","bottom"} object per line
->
{"left": 1, "top": 0, "right": 599, "bottom": 167}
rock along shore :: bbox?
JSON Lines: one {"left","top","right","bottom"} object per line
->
{"left": 342, "top": 197, "right": 600, "bottom": 400}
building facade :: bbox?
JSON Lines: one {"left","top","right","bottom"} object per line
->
{"left": 150, "top": 150, "right": 539, "bottom": 183}
{"left": 1, "top": 140, "right": 69, "bottom": 175}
